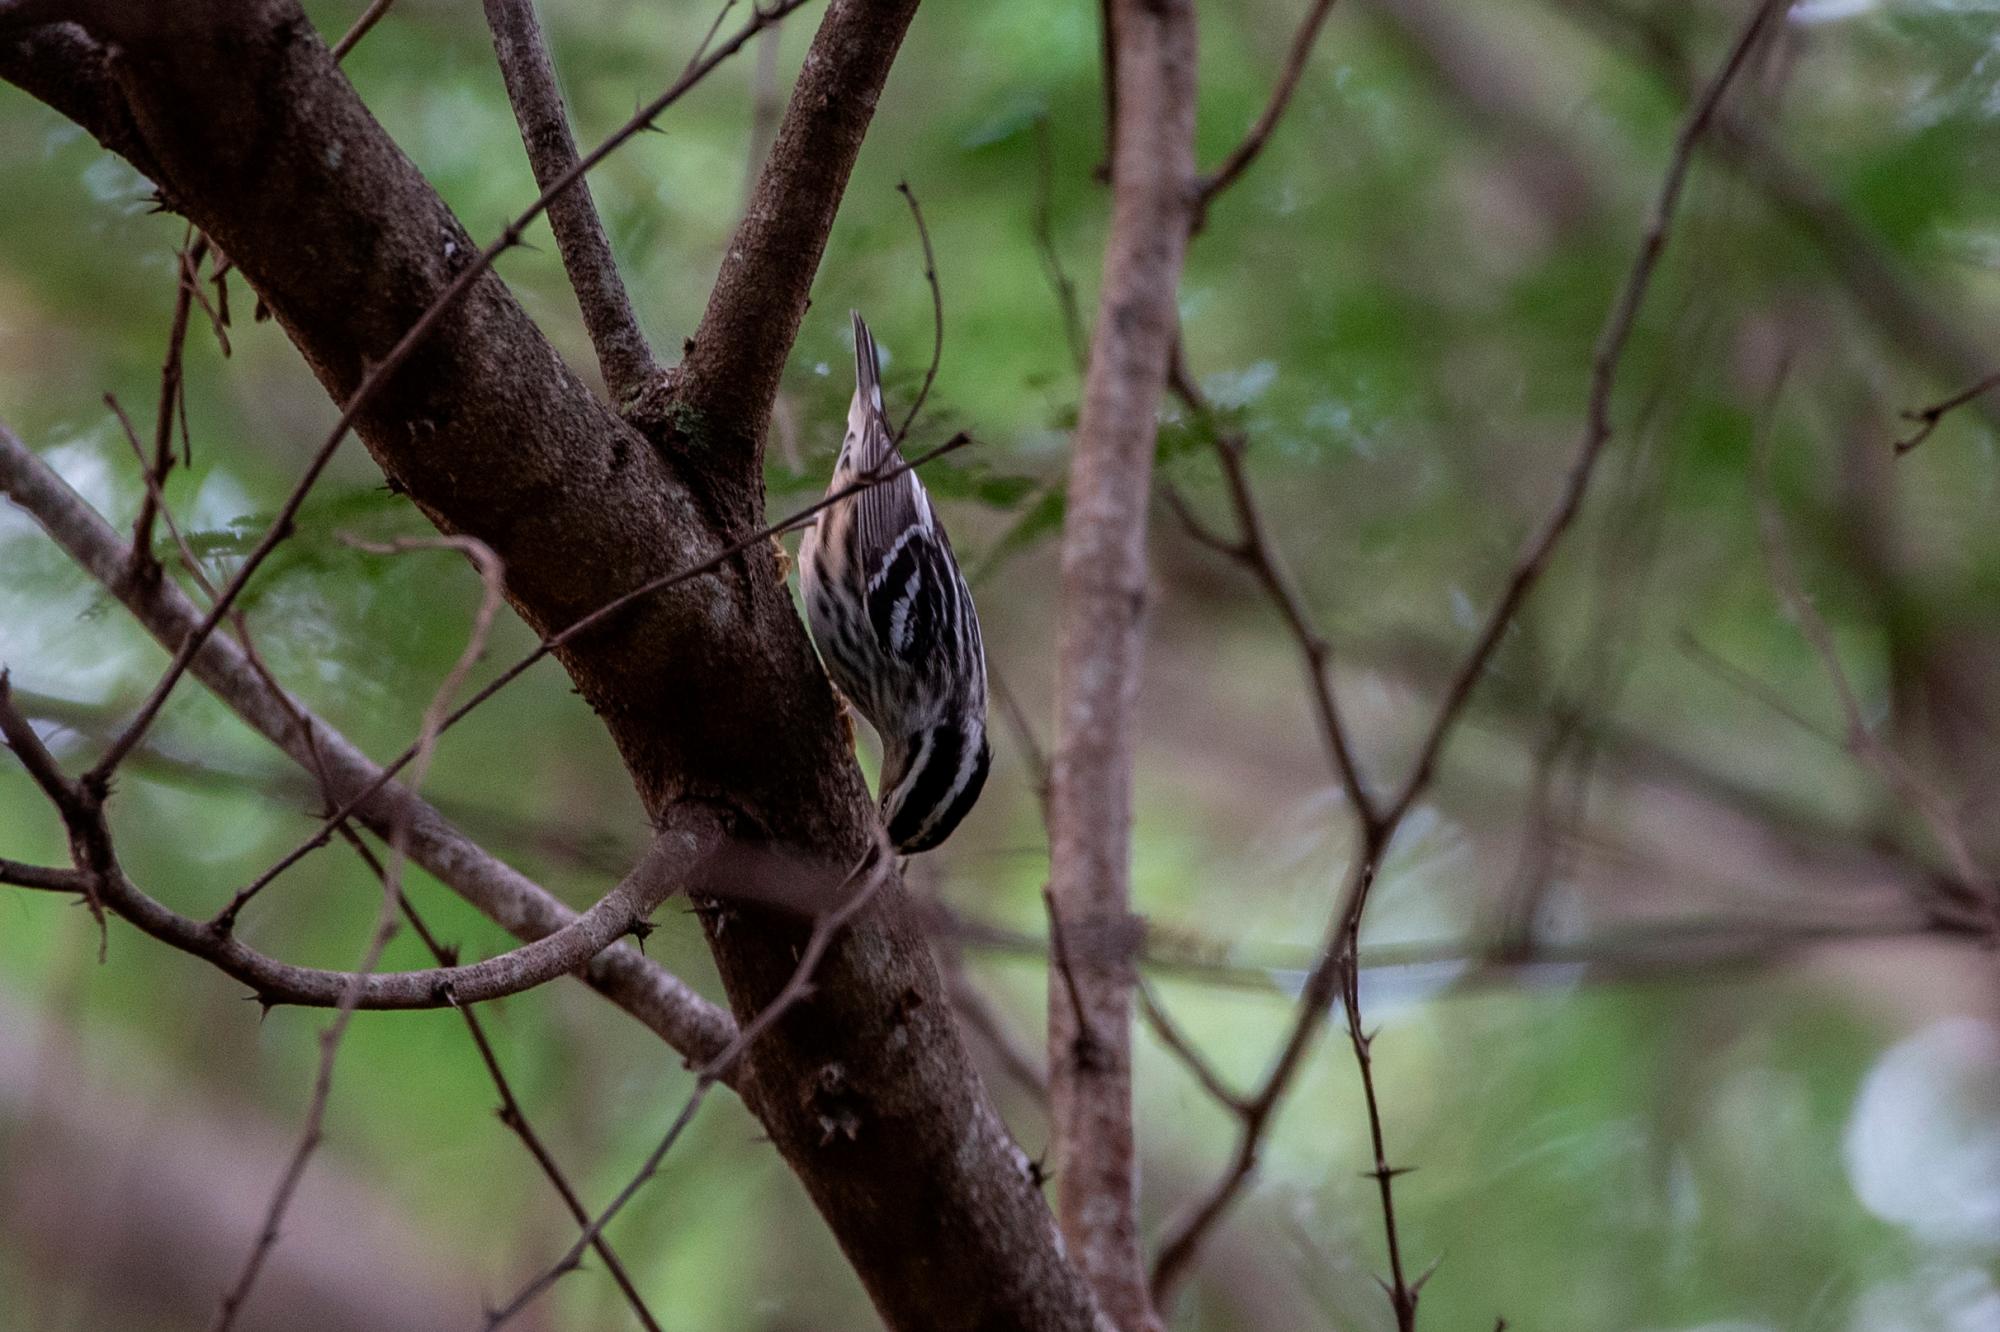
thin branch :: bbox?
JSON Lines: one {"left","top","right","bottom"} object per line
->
{"left": 1378, "top": 0, "right": 1788, "bottom": 833}
{"left": 483, "top": 839, "right": 895, "bottom": 1330}
{"left": 0, "top": 858, "right": 82, "bottom": 892}
{"left": 933, "top": 902, "right": 1983, "bottom": 993}
{"left": 989, "top": 664, "right": 1052, "bottom": 820}
{"left": 226, "top": 432, "right": 971, "bottom": 918}
{"left": 129, "top": 229, "right": 203, "bottom": 579}
{"left": 942, "top": 954, "right": 1049, "bottom": 1101}
{"left": 1032, "top": 117, "right": 1088, "bottom": 376}
{"left": 1339, "top": 939, "right": 1414, "bottom": 1327}
{"left": 338, "top": 829, "right": 663, "bottom": 1332}
{"left": 483, "top": 0, "right": 657, "bottom": 402}
{"left": 1148, "top": 3, "right": 1786, "bottom": 1306}
{"left": 1156, "top": 478, "right": 1247, "bottom": 562}
{"left": 1135, "top": 978, "right": 1245, "bottom": 1114}
{"left": 1192, "top": 0, "right": 1338, "bottom": 228}
{"left": 0, "top": 791, "right": 717, "bottom": 1013}
{"left": 1751, "top": 390, "right": 1996, "bottom": 916}
{"left": 893, "top": 179, "right": 944, "bottom": 444}
{"left": 329, "top": 0, "right": 399, "bottom": 61}
{"left": 1164, "top": 342, "right": 1375, "bottom": 824}
{"left": 0, "top": 672, "right": 108, "bottom": 944}
{"left": 1894, "top": 365, "right": 2000, "bottom": 456}
{"left": 84, "top": 0, "right": 816, "bottom": 787}
{"left": 105, "top": 390, "right": 218, "bottom": 598}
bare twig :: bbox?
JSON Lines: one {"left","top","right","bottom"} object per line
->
{"left": 1136, "top": 979, "right": 1245, "bottom": 1113}
{"left": 1032, "top": 117, "right": 1088, "bottom": 375}
{"left": 329, "top": 0, "right": 399, "bottom": 61}
{"left": 483, "top": 0, "right": 657, "bottom": 402}
{"left": 483, "top": 839, "right": 895, "bottom": 1330}
{"left": 227, "top": 432, "right": 971, "bottom": 916}
{"left": 1149, "top": 2, "right": 1787, "bottom": 1309}
{"left": 1192, "top": 0, "right": 1338, "bottom": 228}
{"left": 85, "top": 0, "right": 817, "bottom": 787}
{"left": 0, "top": 673, "right": 108, "bottom": 947}
{"left": 894, "top": 179, "right": 944, "bottom": 444}
{"left": 1894, "top": 366, "right": 2000, "bottom": 456}
{"left": 1378, "top": 0, "right": 1787, "bottom": 834}
{"left": 1164, "top": 343, "right": 1375, "bottom": 824}
{"left": 1339, "top": 939, "right": 1414, "bottom": 1328}
{"left": 1751, "top": 388, "right": 1996, "bottom": 917}
{"left": 129, "top": 229, "right": 203, "bottom": 579}
{"left": 338, "top": 829, "right": 663, "bottom": 1332}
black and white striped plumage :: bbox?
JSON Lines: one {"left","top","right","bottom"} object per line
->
{"left": 799, "top": 312, "right": 990, "bottom": 853}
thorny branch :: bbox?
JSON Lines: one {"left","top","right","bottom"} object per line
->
{"left": 0, "top": 424, "right": 966, "bottom": 1014}
{"left": 1148, "top": 0, "right": 1790, "bottom": 1315}
{"left": 213, "top": 529, "right": 508, "bottom": 1330}
{"left": 0, "top": 419, "right": 737, "bottom": 1063}
{"left": 83, "top": 0, "right": 816, "bottom": 788}
{"left": 223, "top": 433, "right": 971, "bottom": 922}
{"left": 128, "top": 229, "right": 204, "bottom": 580}
{"left": 483, "top": 839, "right": 896, "bottom": 1330}
{"left": 338, "top": 830, "right": 664, "bottom": 1332}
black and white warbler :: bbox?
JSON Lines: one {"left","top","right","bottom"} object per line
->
{"left": 799, "top": 312, "right": 990, "bottom": 853}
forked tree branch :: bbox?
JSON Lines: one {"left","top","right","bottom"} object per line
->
{"left": 337, "top": 829, "right": 663, "bottom": 1332}
{"left": 670, "top": 0, "right": 924, "bottom": 475}
{"left": 0, "top": 420, "right": 739, "bottom": 1066}
{"left": 0, "top": 771, "right": 723, "bottom": 1017}
{"left": 3, "top": 3, "right": 1106, "bottom": 1325}
{"left": 1148, "top": 0, "right": 1791, "bottom": 1311}
{"left": 1194, "top": 0, "right": 1338, "bottom": 228}
{"left": 484, "top": 839, "right": 897, "bottom": 1330}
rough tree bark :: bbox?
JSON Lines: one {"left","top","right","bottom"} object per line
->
{"left": 0, "top": 2, "right": 1101, "bottom": 1327}
{"left": 1046, "top": 2, "right": 1199, "bottom": 1329}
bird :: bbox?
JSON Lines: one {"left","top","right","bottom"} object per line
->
{"left": 798, "top": 311, "right": 990, "bottom": 853}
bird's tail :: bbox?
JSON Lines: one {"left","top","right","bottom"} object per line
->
{"left": 846, "top": 310, "right": 895, "bottom": 470}
{"left": 851, "top": 310, "right": 886, "bottom": 416}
